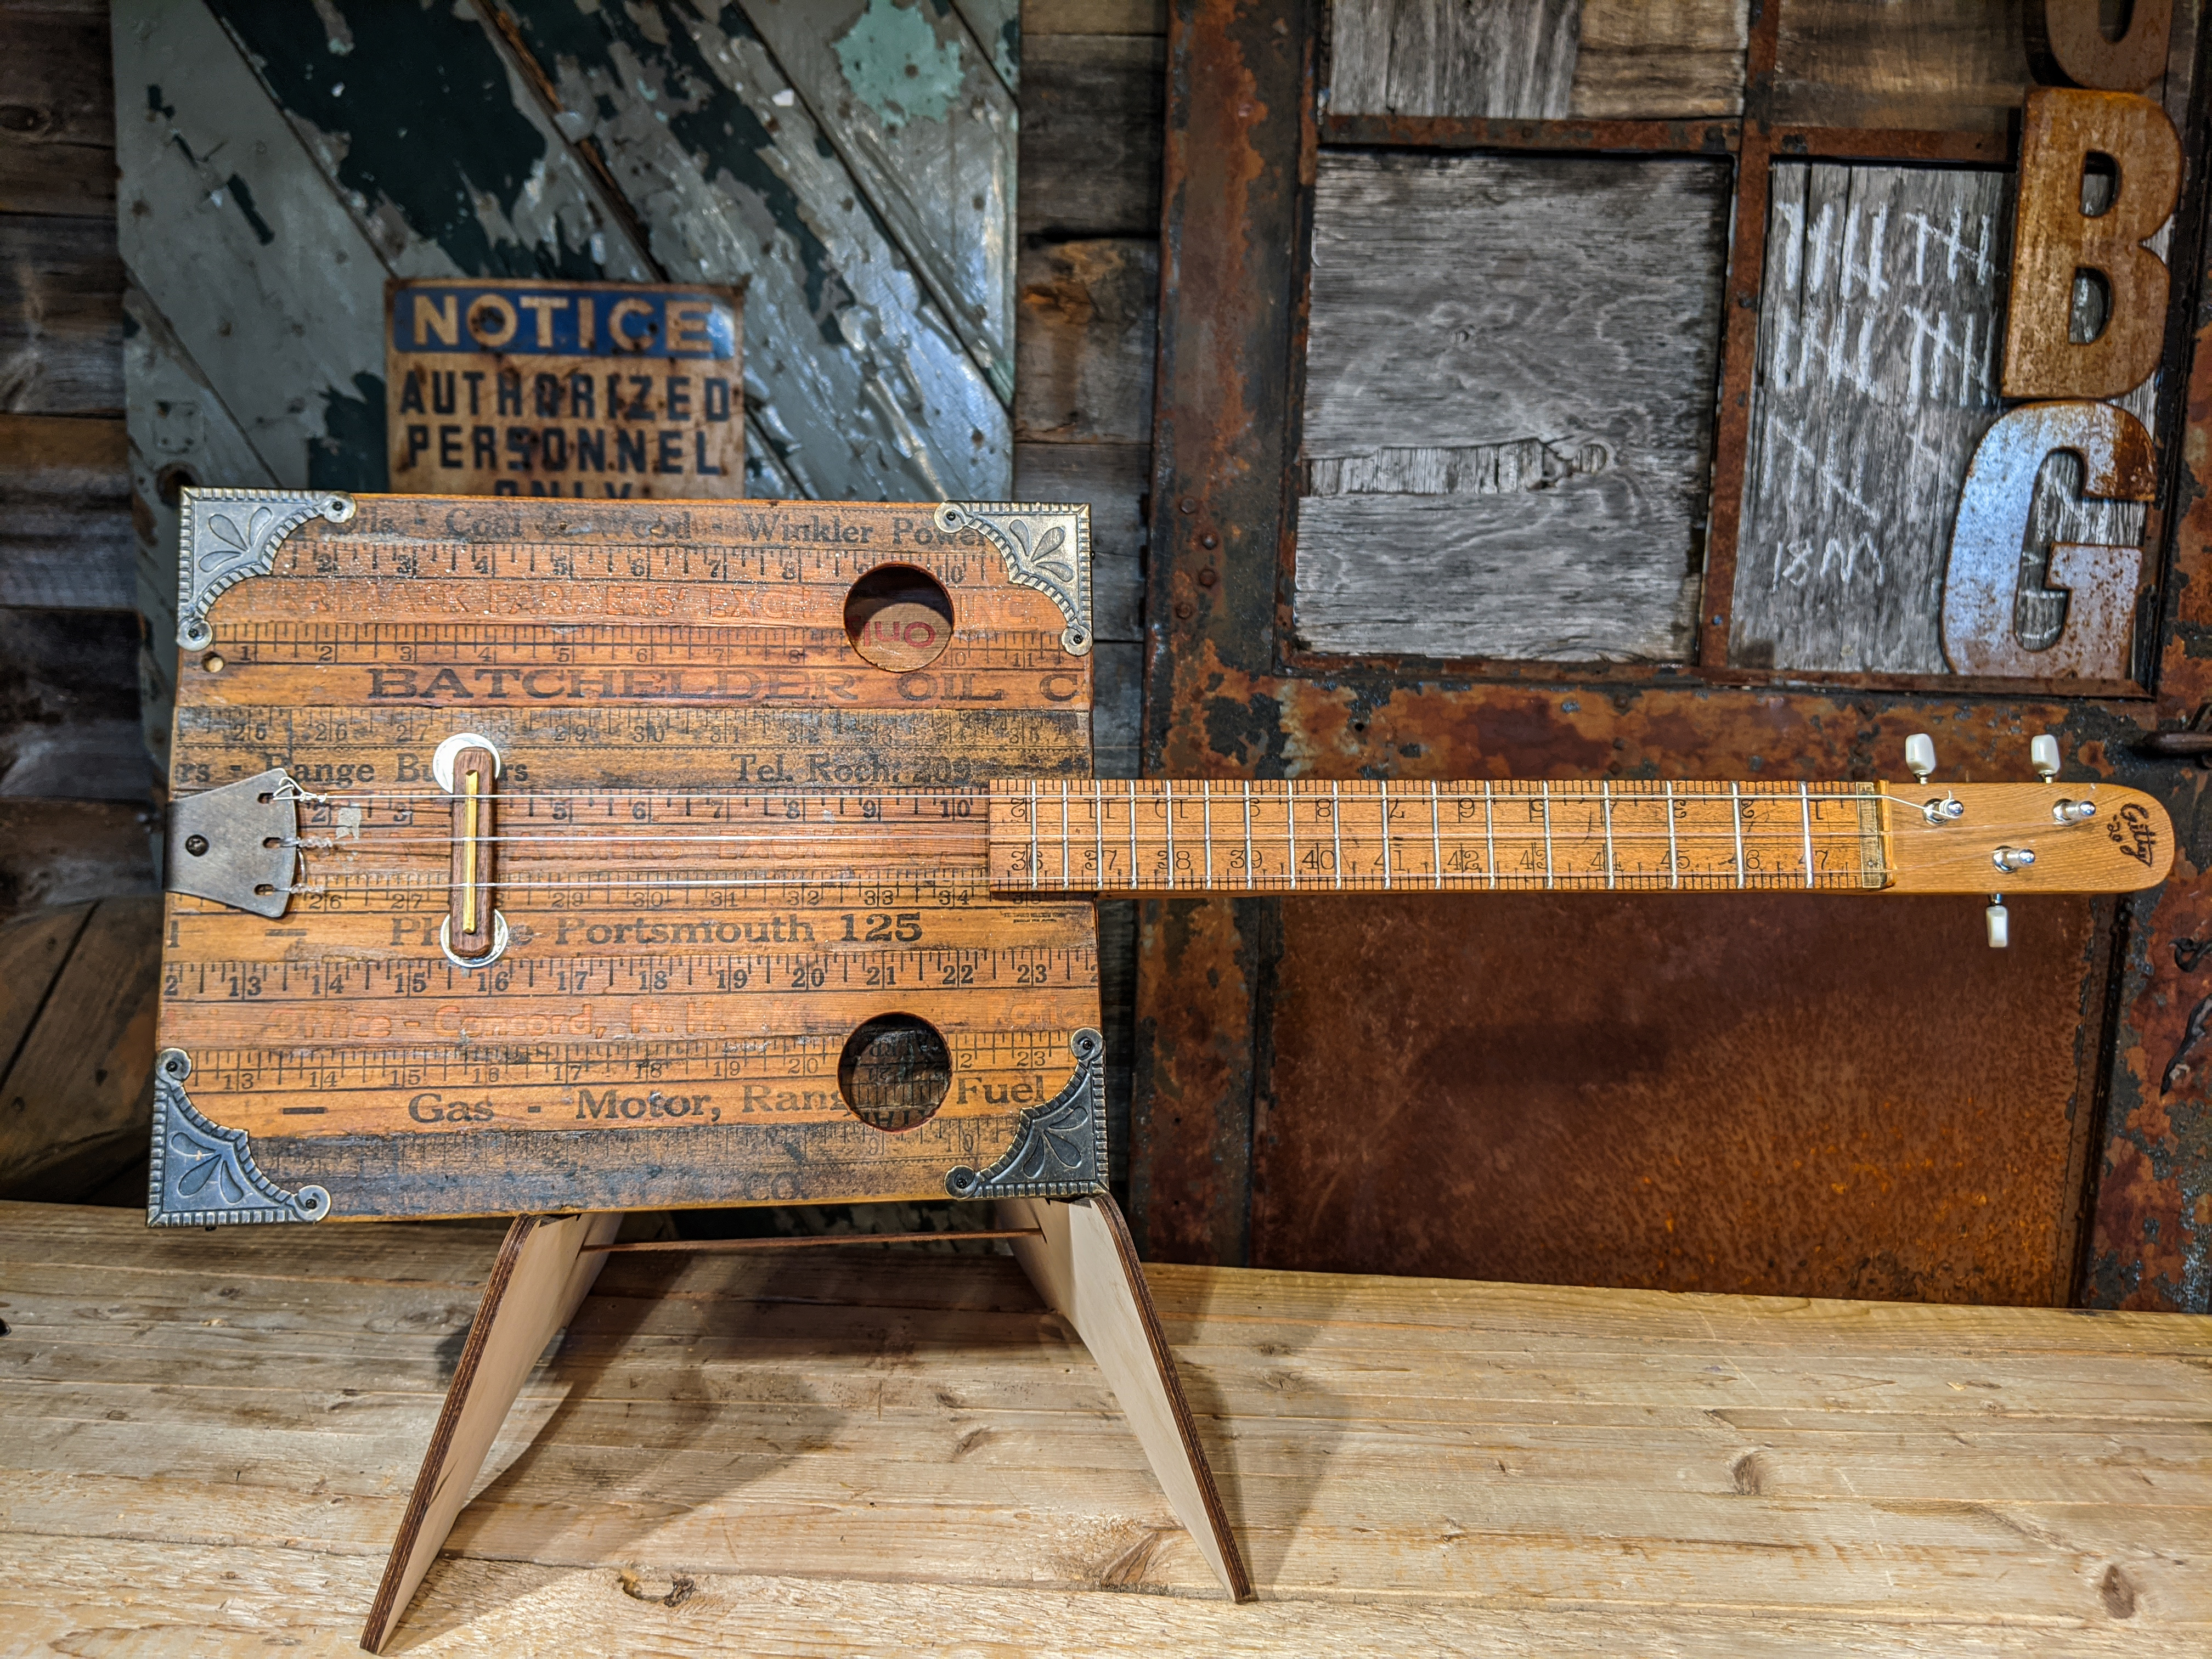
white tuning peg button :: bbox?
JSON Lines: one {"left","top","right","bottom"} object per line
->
{"left": 2031, "top": 734, "right": 2061, "bottom": 782}
{"left": 1986, "top": 898, "right": 2010, "bottom": 950}
{"left": 1906, "top": 733, "right": 1937, "bottom": 783}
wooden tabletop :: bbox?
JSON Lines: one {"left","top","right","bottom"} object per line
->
{"left": 3, "top": 1201, "right": 2208, "bottom": 1655}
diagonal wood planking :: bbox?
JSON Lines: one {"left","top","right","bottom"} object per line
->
{"left": 114, "top": 0, "right": 1016, "bottom": 757}
{"left": 483, "top": 0, "right": 1010, "bottom": 501}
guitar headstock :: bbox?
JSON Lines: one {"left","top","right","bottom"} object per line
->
{"left": 1881, "top": 780, "right": 2172, "bottom": 894}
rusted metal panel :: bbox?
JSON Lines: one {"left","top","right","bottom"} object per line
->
{"left": 1258, "top": 889, "right": 2111, "bottom": 1303}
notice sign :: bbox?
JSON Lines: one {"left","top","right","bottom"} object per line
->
{"left": 386, "top": 279, "right": 744, "bottom": 498}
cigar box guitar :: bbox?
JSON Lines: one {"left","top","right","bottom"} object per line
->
{"left": 153, "top": 490, "right": 2175, "bottom": 1644}
{"left": 154, "top": 488, "right": 2175, "bottom": 1228}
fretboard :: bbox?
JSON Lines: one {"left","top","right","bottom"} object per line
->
{"left": 987, "top": 779, "right": 1889, "bottom": 894}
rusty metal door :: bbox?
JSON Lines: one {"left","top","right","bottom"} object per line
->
{"left": 1133, "top": 0, "right": 2212, "bottom": 1310}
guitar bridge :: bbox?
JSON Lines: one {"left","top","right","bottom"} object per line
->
{"left": 436, "top": 733, "right": 507, "bottom": 968}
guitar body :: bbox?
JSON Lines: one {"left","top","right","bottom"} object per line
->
{"left": 155, "top": 492, "right": 1103, "bottom": 1223}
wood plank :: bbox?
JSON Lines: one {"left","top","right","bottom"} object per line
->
{"left": 1726, "top": 162, "right": 2152, "bottom": 676}
{"left": 1024, "top": 0, "right": 1166, "bottom": 35}
{"left": 0, "top": 413, "right": 132, "bottom": 610}
{"left": 0, "top": 798, "right": 158, "bottom": 915}
{"left": 0, "top": 606, "right": 148, "bottom": 800}
{"left": 1295, "top": 151, "right": 1729, "bottom": 661}
{"left": 0, "top": 0, "right": 115, "bottom": 217}
{"left": 470, "top": 0, "right": 1011, "bottom": 498}
{"left": 0, "top": 900, "right": 88, "bottom": 1065}
{"left": 1568, "top": 0, "right": 1747, "bottom": 119}
{"left": 1015, "top": 239, "right": 1158, "bottom": 446}
{"left": 738, "top": 0, "right": 1018, "bottom": 402}
{"left": 4, "top": 1203, "right": 2211, "bottom": 1644}
{"left": 0, "top": 213, "right": 123, "bottom": 415}
{"left": 1773, "top": 1, "right": 2039, "bottom": 133}
{"left": 1019, "top": 33, "right": 1164, "bottom": 238}
{"left": 0, "top": 895, "right": 160, "bottom": 1202}
{"left": 1, "top": 1538, "right": 2199, "bottom": 1658}
{"left": 1327, "top": 0, "right": 1582, "bottom": 120}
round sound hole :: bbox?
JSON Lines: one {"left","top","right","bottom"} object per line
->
{"left": 844, "top": 563, "right": 954, "bottom": 672}
{"left": 838, "top": 1013, "right": 952, "bottom": 1132}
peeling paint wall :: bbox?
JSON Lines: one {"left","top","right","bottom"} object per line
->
{"left": 114, "top": 0, "right": 1015, "bottom": 752}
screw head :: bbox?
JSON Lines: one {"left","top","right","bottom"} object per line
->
{"left": 184, "top": 834, "right": 210, "bottom": 856}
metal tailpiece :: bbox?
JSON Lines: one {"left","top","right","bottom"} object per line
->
{"left": 945, "top": 1028, "right": 1108, "bottom": 1199}
{"left": 167, "top": 768, "right": 299, "bottom": 918}
{"left": 149, "top": 1049, "right": 330, "bottom": 1226}
{"left": 934, "top": 501, "right": 1093, "bottom": 656}
{"left": 178, "top": 487, "right": 355, "bottom": 649}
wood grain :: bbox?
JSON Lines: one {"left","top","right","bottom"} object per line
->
{"left": 0, "top": 895, "right": 160, "bottom": 1201}
{"left": 0, "top": 213, "right": 123, "bottom": 415}
{"left": 4, "top": 1200, "right": 2209, "bottom": 1649}
{"left": 0, "top": 798, "right": 159, "bottom": 916}
{"left": 1773, "top": 0, "right": 2038, "bottom": 132}
{"left": 0, "top": 413, "right": 133, "bottom": 610}
{"left": 0, "top": 0, "right": 114, "bottom": 218}
{"left": 1569, "top": 0, "right": 1748, "bottom": 118}
{"left": 1016, "top": 239, "right": 1159, "bottom": 446}
{"left": 1327, "top": 0, "right": 1581, "bottom": 120}
{"left": 0, "top": 606, "right": 148, "bottom": 800}
{"left": 1296, "top": 151, "right": 1729, "bottom": 662}
{"left": 1018, "top": 32, "right": 1164, "bottom": 238}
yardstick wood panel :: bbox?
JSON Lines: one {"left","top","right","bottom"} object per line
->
{"left": 165, "top": 494, "right": 1096, "bottom": 1220}
{"left": 4, "top": 1201, "right": 2209, "bottom": 1649}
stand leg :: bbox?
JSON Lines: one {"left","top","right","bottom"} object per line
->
{"left": 360, "top": 1210, "right": 623, "bottom": 1652}
{"left": 999, "top": 1193, "right": 1254, "bottom": 1600}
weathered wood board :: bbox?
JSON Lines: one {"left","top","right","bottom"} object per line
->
{"left": 7, "top": 1201, "right": 2212, "bottom": 1650}
{"left": 1326, "top": 0, "right": 1748, "bottom": 120}
{"left": 1295, "top": 151, "right": 1730, "bottom": 662}
{"left": 1730, "top": 161, "right": 2156, "bottom": 677}
{"left": 1774, "top": 0, "right": 2194, "bottom": 133}
{"left": 159, "top": 494, "right": 1098, "bottom": 1222}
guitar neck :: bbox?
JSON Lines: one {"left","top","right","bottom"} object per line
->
{"left": 984, "top": 777, "right": 2174, "bottom": 897}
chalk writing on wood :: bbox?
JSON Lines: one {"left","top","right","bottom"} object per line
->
{"left": 386, "top": 280, "right": 743, "bottom": 499}
{"left": 1296, "top": 151, "right": 1728, "bottom": 663}
{"left": 1942, "top": 400, "right": 2155, "bottom": 679}
{"left": 2002, "top": 88, "right": 2181, "bottom": 402}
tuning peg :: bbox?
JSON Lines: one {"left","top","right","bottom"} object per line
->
{"left": 1906, "top": 732, "right": 1937, "bottom": 783}
{"left": 2031, "top": 734, "right": 2061, "bottom": 782}
{"left": 1987, "top": 895, "right": 2009, "bottom": 949}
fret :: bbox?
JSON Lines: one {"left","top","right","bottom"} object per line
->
{"left": 1094, "top": 780, "right": 1105, "bottom": 891}
{"left": 1378, "top": 780, "right": 1392, "bottom": 890}
{"left": 1286, "top": 783, "right": 1299, "bottom": 889}
{"left": 1028, "top": 778, "right": 1040, "bottom": 884}
{"left": 1541, "top": 782, "right": 1554, "bottom": 890}
{"left": 1429, "top": 781, "right": 1442, "bottom": 890}
{"left": 1331, "top": 781, "right": 1344, "bottom": 890}
{"left": 1163, "top": 779, "right": 1175, "bottom": 891}
{"left": 1484, "top": 782, "right": 1496, "bottom": 889}
{"left": 1243, "top": 782, "right": 1255, "bottom": 888}
{"left": 1059, "top": 780, "right": 1070, "bottom": 888}
{"left": 1126, "top": 778, "right": 1137, "bottom": 891}
{"left": 1601, "top": 781, "right": 1616, "bottom": 890}
{"left": 1665, "top": 780, "right": 1679, "bottom": 889}
{"left": 1202, "top": 782, "right": 1214, "bottom": 889}
{"left": 1799, "top": 782, "right": 1814, "bottom": 889}
{"left": 1730, "top": 782, "right": 1746, "bottom": 889}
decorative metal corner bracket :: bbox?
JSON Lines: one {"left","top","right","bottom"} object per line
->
{"left": 148, "top": 1049, "right": 330, "bottom": 1226}
{"left": 178, "top": 488, "right": 356, "bottom": 650}
{"left": 934, "top": 501, "right": 1093, "bottom": 656}
{"left": 945, "top": 1028, "right": 1107, "bottom": 1200}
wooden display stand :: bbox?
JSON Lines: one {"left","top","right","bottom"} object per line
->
{"left": 359, "top": 1194, "right": 1251, "bottom": 1652}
